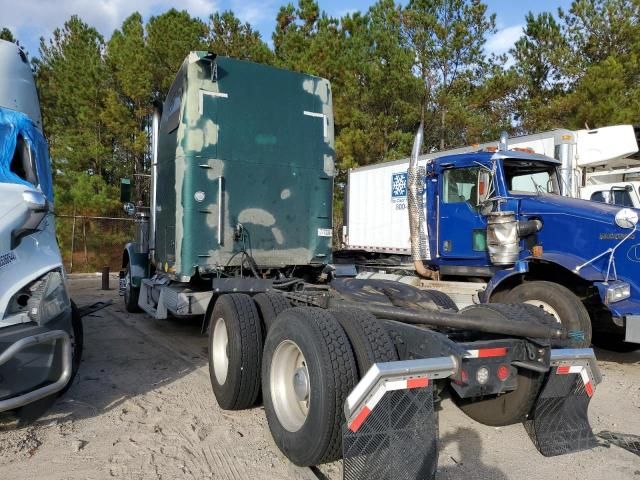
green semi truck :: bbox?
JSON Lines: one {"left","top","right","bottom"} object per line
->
{"left": 121, "top": 52, "right": 603, "bottom": 478}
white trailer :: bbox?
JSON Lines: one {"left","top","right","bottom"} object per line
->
{"left": 346, "top": 125, "right": 640, "bottom": 209}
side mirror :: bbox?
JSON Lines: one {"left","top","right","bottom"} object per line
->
{"left": 477, "top": 170, "right": 491, "bottom": 205}
{"left": 22, "top": 189, "right": 48, "bottom": 211}
{"left": 120, "top": 178, "right": 132, "bottom": 203}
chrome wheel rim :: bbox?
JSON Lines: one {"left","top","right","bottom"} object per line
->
{"left": 212, "top": 317, "right": 229, "bottom": 385}
{"left": 524, "top": 300, "right": 561, "bottom": 323}
{"left": 270, "top": 340, "right": 310, "bottom": 432}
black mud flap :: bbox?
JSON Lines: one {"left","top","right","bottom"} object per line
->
{"left": 343, "top": 384, "right": 438, "bottom": 480}
{"left": 524, "top": 365, "right": 598, "bottom": 456}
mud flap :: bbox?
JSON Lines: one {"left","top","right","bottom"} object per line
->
{"left": 342, "top": 357, "right": 457, "bottom": 480}
{"left": 523, "top": 348, "right": 601, "bottom": 457}
{"left": 343, "top": 385, "right": 438, "bottom": 480}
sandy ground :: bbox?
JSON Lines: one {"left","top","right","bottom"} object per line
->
{"left": 0, "top": 275, "right": 639, "bottom": 479}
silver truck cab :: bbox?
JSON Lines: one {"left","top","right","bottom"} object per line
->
{"left": 0, "top": 39, "right": 81, "bottom": 420}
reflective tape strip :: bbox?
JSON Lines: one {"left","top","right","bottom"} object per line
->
{"left": 580, "top": 369, "right": 594, "bottom": 397}
{"left": 348, "top": 406, "right": 371, "bottom": 433}
{"left": 465, "top": 347, "right": 508, "bottom": 358}
{"left": 385, "top": 379, "right": 406, "bottom": 391}
{"left": 556, "top": 364, "right": 595, "bottom": 398}
{"left": 348, "top": 384, "right": 385, "bottom": 432}
{"left": 407, "top": 377, "right": 429, "bottom": 389}
{"left": 348, "top": 376, "right": 430, "bottom": 432}
{"left": 584, "top": 381, "right": 594, "bottom": 397}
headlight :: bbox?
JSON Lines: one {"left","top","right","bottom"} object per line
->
{"left": 4, "top": 270, "right": 70, "bottom": 324}
{"left": 606, "top": 282, "right": 631, "bottom": 304}
{"left": 614, "top": 208, "right": 639, "bottom": 229}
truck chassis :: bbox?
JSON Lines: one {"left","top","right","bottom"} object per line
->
{"left": 123, "top": 274, "right": 601, "bottom": 479}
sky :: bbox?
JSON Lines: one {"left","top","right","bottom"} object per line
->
{"left": 1, "top": 0, "right": 573, "bottom": 58}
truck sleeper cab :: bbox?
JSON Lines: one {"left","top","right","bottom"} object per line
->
{"left": 0, "top": 39, "right": 82, "bottom": 420}
{"left": 121, "top": 52, "right": 335, "bottom": 320}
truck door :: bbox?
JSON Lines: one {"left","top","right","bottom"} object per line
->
{"left": 438, "top": 166, "right": 488, "bottom": 260}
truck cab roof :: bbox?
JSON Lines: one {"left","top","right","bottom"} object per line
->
{"left": 434, "top": 149, "right": 561, "bottom": 168}
{"left": 0, "top": 40, "right": 42, "bottom": 132}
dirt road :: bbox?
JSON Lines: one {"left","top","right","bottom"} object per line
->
{"left": 1, "top": 276, "right": 638, "bottom": 479}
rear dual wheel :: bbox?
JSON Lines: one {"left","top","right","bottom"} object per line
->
{"left": 254, "top": 292, "right": 291, "bottom": 333}
{"left": 208, "top": 299, "right": 396, "bottom": 466}
{"left": 262, "top": 307, "right": 358, "bottom": 466}
{"left": 207, "top": 294, "right": 263, "bottom": 410}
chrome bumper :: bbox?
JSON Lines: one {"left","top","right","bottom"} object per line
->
{"left": 0, "top": 330, "right": 72, "bottom": 412}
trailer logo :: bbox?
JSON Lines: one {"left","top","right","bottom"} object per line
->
{"left": 392, "top": 172, "right": 407, "bottom": 198}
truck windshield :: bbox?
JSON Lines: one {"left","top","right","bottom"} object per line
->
{"left": 503, "top": 160, "right": 560, "bottom": 195}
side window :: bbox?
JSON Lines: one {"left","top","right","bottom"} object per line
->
{"left": 590, "top": 191, "right": 607, "bottom": 204}
{"left": 443, "top": 167, "right": 479, "bottom": 203}
{"left": 10, "top": 135, "right": 38, "bottom": 186}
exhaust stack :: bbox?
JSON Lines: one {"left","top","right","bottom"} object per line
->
{"left": 149, "top": 104, "right": 161, "bottom": 265}
{"left": 407, "top": 124, "right": 436, "bottom": 279}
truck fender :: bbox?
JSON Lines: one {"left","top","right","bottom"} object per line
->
{"left": 481, "top": 262, "right": 529, "bottom": 303}
{"left": 122, "top": 242, "right": 148, "bottom": 289}
{"left": 527, "top": 252, "right": 605, "bottom": 282}
{"left": 482, "top": 253, "right": 604, "bottom": 303}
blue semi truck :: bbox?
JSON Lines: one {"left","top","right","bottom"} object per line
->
{"left": 344, "top": 128, "right": 640, "bottom": 351}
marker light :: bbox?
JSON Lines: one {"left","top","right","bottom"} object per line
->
{"left": 497, "top": 365, "right": 510, "bottom": 382}
{"left": 476, "top": 367, "right": 490, "bottom": 385}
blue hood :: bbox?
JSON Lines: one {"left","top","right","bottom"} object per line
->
{"left": 517, "top": 194, "right": 625, "bottom": 226}
{"left": 516, "top": 194, "right": 640, "bottom": 297}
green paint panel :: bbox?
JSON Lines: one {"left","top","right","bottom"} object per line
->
{"left": 155, "top": 53, "right": 334, "bottom": 279}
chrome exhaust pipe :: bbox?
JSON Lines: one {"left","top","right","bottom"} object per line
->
{"left": 407, "top": 124, "right": 436, "bottom": 279}
{"left": 149, "top": 104, "right": 161, "bottom": 265}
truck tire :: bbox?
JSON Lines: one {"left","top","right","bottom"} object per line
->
{"left": 504, "top": 281, "right": 592, "bottom": 347}
{"left": 123, "top": 264, "right": 141, "bottom": 313}
{"left": 418, "top": 289, "right": 458, "bottom": 311}
{"left": 330, "top": 308, "right": 398, "bottom": 377}
{"left": 453, "top": 303, "right": 545, "bottom": 426}
{"left": 208, "top": 294, "right": 263, "bottom": 410}
{"left": 254, "top": 292, "right": 291, "bottom": 332}
{"left": 262, "top": 307, "right": 357, "bottom": 466}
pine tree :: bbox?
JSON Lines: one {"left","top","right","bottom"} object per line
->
{"left": 103, "top": 13, "right": 153, "bottom": 199}
{"left": 146, "top": 9, "right": 208, "bottom": 98}
{"left": 208, "top": 11, "right": 274, "bottom": 63}
{"left": 35, "top": 15, "right": 112, "bottom": 215}
{"left": 403, "top": 0, "right": 496, "bottom": 150}
{"left": 0, "top": 27, "right": 15, "bottom": 42}
{"left": 511, "top": 11, "right": 570, "bottom": 132}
